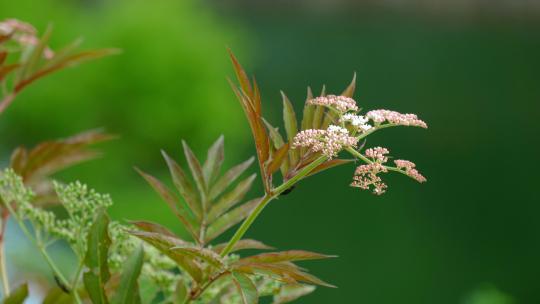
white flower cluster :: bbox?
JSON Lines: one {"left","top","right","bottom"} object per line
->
{"left": 340, "top": 113, "right": 372, "bottom": 132}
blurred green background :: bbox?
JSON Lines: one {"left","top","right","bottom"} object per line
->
{"left": 1, "top": 0, "right": 540, "bottom": 303}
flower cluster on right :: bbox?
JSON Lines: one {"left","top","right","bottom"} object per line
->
{"left": 292, "top": 94, "right": 428, "bottom": 195}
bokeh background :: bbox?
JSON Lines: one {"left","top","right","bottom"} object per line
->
{"left": 1, "top": 0, "right": 540, "bottom": 303}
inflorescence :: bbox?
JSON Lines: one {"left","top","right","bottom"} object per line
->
{"left": 293, "top": 95, "right": 428, "bottom": 194}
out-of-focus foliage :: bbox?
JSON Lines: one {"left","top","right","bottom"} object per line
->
{"left": 0, "top": 0, "right": 250, "bottom": 216}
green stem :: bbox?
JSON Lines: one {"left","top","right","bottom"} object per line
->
{"left": 220, "top": 155, "right": 327, "bottom": 258}
{"left": 70, "top": 262, "right": 84, "bottom": 304}
{"left": 3, "top": 203, "right": 82, "bottom": 303}
{"left": 0, "top": 210, "right": 9, "bottom": 297}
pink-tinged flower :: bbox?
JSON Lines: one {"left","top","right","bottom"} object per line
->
{"left": 293, "top": 125, "right": 358, "bottom": 158}
{"left": 307, "top": 95, "right": 359, "bottom": 112}
{"left": 366, "top": 109, "right": 427, "bottom": 128}
{"left": 394, "top": 159, "right": 427, "bottom": 183}
{"left": 365, "top": 147, "right": 390, "bottom": 163}
{"left": 0, "top": 19, "right": 54, "bottom": 59}
{"left": 0, "top": 19, "right": 36, "bottom": 36}
{"left": 351, "top": 163, "right": 388, "bottom": 195}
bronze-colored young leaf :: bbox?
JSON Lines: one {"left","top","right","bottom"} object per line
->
{"left": 205, "top": 197, "right": 261, "bottom": 242}
{"left": 83, "top": 210, "right": 111, "bottom": 304}
{"left": 129, "top": 220, "right": 177, "bottom": 238}
{"left": 207, "top": 174, "right": 256, "bottom": 223}
{"left": 237, "top": 250, "right": 336, "bottom": 265}
{"left": 272, "top": 284, "right": 316, "bottom": 304}
{"left": 111, "top": 245, "right": 144, "bottom": 304}
{"left": 231, "top": 272, "right": 259, "bottom": 304}
{"left": 267, "top": 143, "right": 289, "bottom": 175}
{"left": 161, "top": 150, "right": 201, "bottom": 219}
{"left": 203, "top": 135, "right": 225, "bottom": 186}
{"left": 262, "top": 119, "right": 288, "bottom": 176}
{"left": 306, "top": 159, "right": 354, "bottom": 177}
{"left": 14, "top": 48, "right": 120, "bottom": 94}
{"left": 11, "top": 129, "right": 113, "bottom": 182}
{"left": 209, "top": 157, "right": 254, "bottom": 201}
{"left": 234, "top": 263, "right": 335, "bottom": 288}
{"left": 228, "top": 51, "right": 270, "bottom": 192}
{"left": 170, "top": 245, "right": 226, "bottom": 269}
{"left": 340, "top": 73, "right": 357, "bottom": 98}
{"left": 3, "top": 283, "right": 29, "bottom": 304}
{"left": 129, "top": 230, "right": 203, "bottom": 283}
{"left": 135, "top": 168, "right": 199, "bottom": 241}
{"left": 212, "top": 239, "right": 274, "bottom": 254}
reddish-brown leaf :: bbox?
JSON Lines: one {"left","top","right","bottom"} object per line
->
{"left": 306, "top": 159, "right": 354, "bottom": 177}
{"left": 237, "top": 250, "right": 336, "bottom": 264}
{"left": 341, "top": 73, "right": 357, "bottom": 98}
{"left": 267, "top": 143, "right": 289, "bottom": 175}
{"left": 212, "top": 239, "right": 274, "bottom": 254}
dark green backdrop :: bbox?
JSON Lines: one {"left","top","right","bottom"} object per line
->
{"left": 1, "top": 1, "right": 539, "bottom": 303}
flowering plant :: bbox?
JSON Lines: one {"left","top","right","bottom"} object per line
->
{"left": 0, "top": 19, "right": 428, "bottom": 304}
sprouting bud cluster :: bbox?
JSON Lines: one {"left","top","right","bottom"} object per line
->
{"left": 351, "top": 147, "right": 427, "bottom": 195}
{"left": 394, "top": 159, "right": 427, "bottom": 183}
{"left": 307, "top": 95, "right": 358, "bottom": 112}
{"left": 366, "top": 109, "right": 427, "bottom": 128}
{"left": 109, "top": 222, "right": 181, "bottom": 294}
{"left": 293, "top": 125, "right": 358, "bottom": 158}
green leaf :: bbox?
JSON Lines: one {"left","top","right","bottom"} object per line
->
{"left": 273, "top": 284, "right": 316, "bottom": 304}
{"left": 237, "top": 250, "right": 336, "bottom": 264}
{"left": 208, "top": 174, "right": 256, "bottom": 223}
{"left": 129, "top": 230, "right": 203, "bottom": 283}
{"left": 341, "top": 73, "right": 357, "bottom": 98}
{"left": 111, "top": 245, "right": 144, "bottom": 304}
{"left": 161, "top": 150, "right": 201, "bottom": 219}
{"left": 83, "top": 210, "right": 111, "bottom": 304}
{"left": 2, "top": 283, "right": 28, "bottom": 304}
{"left": 173, "top": 279, "right": 189, "bottom": 304}
{"left": 203, "top": 136, "right": 225, "bottom": 186}
{"left": 42, "top": 286, "right": 74, "bottom": 304}
{"left": 209, "top": 157, "right": 254, "bottom": 201}
{"left": 281, "top": 92, "right": 299, "bottom": 167}
{"left": 212, "top": 239, "right": 274, "bottom": 254}
{"left": 182, "top": 140, "right": 207, "bottom": 200}
{"left": 205, "top": 198, "right": 260, "bottom": 242}
{"left": 300, "top": 87, "right": 315, "bottom": 157}
{"left": 231, "top": 272, "right": 259, "bottom": 304}
{"left": 135, "top": 167, "right": 199, "bottom": 241}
